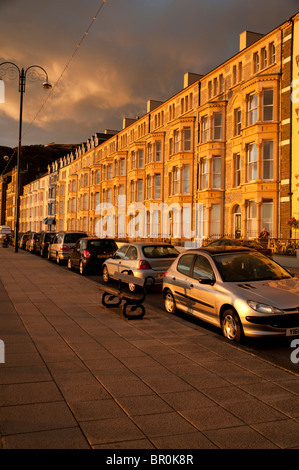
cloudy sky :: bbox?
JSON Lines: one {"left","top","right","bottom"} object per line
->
{"left": 0, "top": 0, "right": 298, "bottom": 149}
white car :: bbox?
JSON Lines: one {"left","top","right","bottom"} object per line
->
{"left": 163, "top": 246, "right": 299, "bottom": 342}
{"left": 102, "top": 242, "right": 179, "bottom": 291}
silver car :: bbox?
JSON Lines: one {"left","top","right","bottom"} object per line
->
{"left": 48, "top": 231, "right": 88, "bottom": 264}
{"left": 163, "top": 246, "right": 299, "bottom": 342}
{"left": 102, "top": 242, "right": 179, "bottom": 291}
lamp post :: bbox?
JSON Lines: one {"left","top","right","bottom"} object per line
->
{"left": 0, "top": 62, "right": 52, "bottom": 252}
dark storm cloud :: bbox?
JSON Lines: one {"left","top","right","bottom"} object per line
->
{"left": 0, "top": 0, "right": 298, "bottom": 147}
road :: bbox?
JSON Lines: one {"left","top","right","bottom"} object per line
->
{"left": 70, "top": 268, "right": 299, "bottom": 377}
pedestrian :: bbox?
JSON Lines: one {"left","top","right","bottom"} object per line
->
{"left": 259, "top": 227, "right": 270, "bottom": 242}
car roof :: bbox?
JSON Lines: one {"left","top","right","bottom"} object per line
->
{"left": 183, "top": 246, "right": 253, "bottom": 256}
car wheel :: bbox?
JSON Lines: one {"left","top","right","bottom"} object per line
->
{"left": 102, "top": 266, "right": 110, "bottom": 283}
{"left": 164, "top": 290, "right": 176, "bottom": 314}
{"left": 221, "top": 309, "right": 243, "bottom": 342}
{"left": 47, "top": 250, "right": 51, "bottom": 261}
{"left": 79, "top": 261, "right": 85, "bottom": 275}
{"left": 56, "top": 253, "right": 60, "bottom": 265}
{"left": 67, "top": 259, "right": 72, "bottom": 270}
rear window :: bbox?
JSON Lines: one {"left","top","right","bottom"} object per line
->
{"left": 142, "top": 245, "right": 179, "bottom": 258}
{"left": 64, "top": 233, "right": 87, "bottom": 243}
{"left": 87, "top": 239, "right": 117, "bottom": 249}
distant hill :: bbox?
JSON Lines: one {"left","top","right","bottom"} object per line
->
{"left": 0, "top": 143, "right": 79, "bottom": 177}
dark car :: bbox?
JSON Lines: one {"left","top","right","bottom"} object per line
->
{"left": 68, "top": 237, "right": 118, "bottom": 275}
{"left": 25, "top": 232, "right": 41, "bottom": 253}
{"left": 36, "top": 231, "right": 56, "bottom": 257}
{"left": 19, "top": 232, "right": 32, "bottom": 250}
{"left": 207, "top": 238, "right": 273, "bottom": 258}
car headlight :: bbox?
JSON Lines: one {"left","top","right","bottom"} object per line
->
{"left": 247, "top": 300, "right": 283, "bottom": 314}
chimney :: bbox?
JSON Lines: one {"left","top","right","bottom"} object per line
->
{"left": 239, "top": 31, "right": 264, "bottom": 51}
{"left": 122, "top": 118, "right": 137, "bottom": 129}
{"left": 184, "top": 72, "right": 203, "bottom": 88}
{"left": 147, "top": 100, "right": 163, "bottom": 113}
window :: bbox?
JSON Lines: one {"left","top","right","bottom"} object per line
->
{"left": 212, "top": 157, "right": 221, "bottom": 189}
{"left": 126, "top": 246, "right": 137, "bottom": 260}
{"left": 211, "top": 204, "right": 221, "bottom": 237}
{"left": 83, "top": 194, "right": 88, "bottom": 210}
{"left": 263, "top": 89, "right": 273, "bottom": 121}
{"left": 107, "top": 164, "right": 113, "bottom": 180}
{"left": 213, "top": 77, "right": 218, "bottom": 96}
{"left": 247, "top": 93, "right": 258, "bottom": 125}
{"left": 154, "top": 174, "right": 161, "bottom": 199}
{"left": 246, "top": 200, "right": 257, "bottom": 237}
{"left": 253, "top": 52, "right": 259, "bottom": 73}
{"left": 131, "top": 151, "right": 136, "bottom": 170}
{"left": 261, "top": 47, "right": 267, "bottom": 69}
{"left": 234, "top": 154, "right": 241, "bottom": 187}
{"left": 261, "top": 201, "right": 273, "bottom": 235}
{"left": 193, "top": 255, "right": 215, "bottom": 282}
{"left": 177, "top": 254, "right": 195, "bottom": 277}
{"left": 138, "top": 149, "right": 144, "bottom": 169}
{"left": 238, "top": 62, "right": 243, "bottom": 82}
{"left": 173, "top": 167, "right": 180, "bottom": 194}
{"left": 269, "top": 42, "right": 275, "bottom": 64}
{"left": 247, "top": 143, "right": 258, "bottom": 181}
{"left": 234, "top": 108, "right": 241, "bottom": 135}
{"left": 147, "top": 143, "right": 152, "bottom": 163}
{"left": 120, "top": 158, "right": 125, "bottom": 176}
{"left": 183, "top": 165, "right": 190, "bottom": 194}
{"left": 183, "top": 127, "right": 191, "bottom": 151}
{"left": 155, "top": 141, "right": 162, "bottom": 162}
{"left": 96, "top": 170, "right": 101, "bottom": 184}
{"left": 232, "top": 65, "right": 237, "bottom": 85}
{"left": 201, "top": 115, "right": 209, "bottom": 142}
{"left": 201, "top": 159, "right": 209, "bottom": 189}
{"left": 84, "top": 173, "right": 89, "bottom": 187}
{"left": 213, "top": 113, "right": 222, "bottom": 140}
{"left": 208, "top": 81, "right": 212, "bottom": 99}
{"left": 219, "top": 74, "right": 224, "bottom": 93}
{"left": 118, "top": 184, "right": 125, "bottom": 206}
{"left": 263, "top": 140, "right": 273, "bottom": 180}
{"left": 137, "top": 179, "right": 143, "bottom": 202}
{"left": 174, "top": 129, "right": 180, "bottom": 153}
{"left": 130, "top": 180, "right": 134, "bottom": 202}
{"left": 146, "top": 175, "right": 152, "bottom": 199}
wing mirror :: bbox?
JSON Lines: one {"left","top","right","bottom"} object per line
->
{"left": 198, "top": 277, "right": 215, "bottom": 285}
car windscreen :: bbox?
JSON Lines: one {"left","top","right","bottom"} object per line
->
{"left": 87, "top": 240, "right": 117, "bottom": 249}
{"left": 213, "top": 251, "right": 292, "bottom": 282}
{"left": 142, "top": 245, "right": 179, "bottom": 258}
{"left": 64, "top": 234, "right": 87, "bottom": 243}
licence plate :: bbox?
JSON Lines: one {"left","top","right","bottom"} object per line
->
{"left": 97, "top": 254, "right": 107, "bottom": 258}
{"left": 286, "top": 327, "right": 299, "bottom": 337}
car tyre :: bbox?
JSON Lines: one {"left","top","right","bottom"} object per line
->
{"left": 102, "top": 266, "right": 110, "bottom": 283}
{"left": 67, "top": 259, "right": 73, "bottom": 270}
{"left": 164, "top": 290, "right": 177, "bottom": 314}
{"left": 56, "top": 253, "right": 60, "bottom": 265}
{"left": 221, "top": 309, "right": 243, "bottom": 342}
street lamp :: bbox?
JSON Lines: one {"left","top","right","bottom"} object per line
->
{"left": 0, "top": 62, "right": 52, "bottom": 252}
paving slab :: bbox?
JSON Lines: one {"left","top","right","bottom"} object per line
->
{"left": 0, "top": 247, "right": 299, "bottom": 450}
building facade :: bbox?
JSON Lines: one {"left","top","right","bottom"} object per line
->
{"left": 9, "top": 12, "right": 299, "bottom": 245}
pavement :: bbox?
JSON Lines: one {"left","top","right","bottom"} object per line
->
{"left": 0, "top": 246, "right": 299, "bottom": 451}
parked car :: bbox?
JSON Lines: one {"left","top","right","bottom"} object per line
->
{"left": 48, "top": 231, "right": 88, "bottom": 264}
{"left": 102, "top": 242, "right": 179, "bottom": 291}
{"left": 68, "top": 237, "right": 118, "bottom": 275}
{"left": 207, "top": 238, "right": 273, "bottom": 258}
{"left": 163, "top": 246, "right": 299, "bottom": 342}
{"left": 36, "top": 231, "right": 56, "bottom": 257}
{"left": 25, "top": 232, "right": 41, "bottom": 253}
{"left": 0, "top": 225, "right": 12, "bottom": 240}
{"left": 19, "top": 232, "right": 32, "bottom": 250}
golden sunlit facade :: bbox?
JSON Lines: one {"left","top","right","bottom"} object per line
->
{"left": 11, "top": 12, "right": 299, "bottom": 245}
